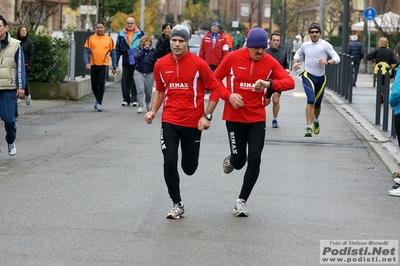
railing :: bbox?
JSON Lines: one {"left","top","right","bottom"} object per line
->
{"left": 326, "top": 56, "right": 395, "bottom": 136}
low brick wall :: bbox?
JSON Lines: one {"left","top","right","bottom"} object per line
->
{"left": 28, "top": 70, "right": 121, "bottom": 100}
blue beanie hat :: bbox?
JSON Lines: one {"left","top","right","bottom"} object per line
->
{"left": 211, "top": 21, "right": 220, "bottom": 27}
{"left": 246, "top": 28, "right": 268, "bottom": 48}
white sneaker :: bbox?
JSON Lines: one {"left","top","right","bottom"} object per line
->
{"left": 17, "top": 98, "right": 21, "bottom": 105}
{"left": 8, "top": 143, "right": 16, "bottom": 156}
{"left": 233, "top": 199, "right": 249, "bottom": 217}
{"left": 122, "top": 101, "right": 128, "bottom": 106}
{"left": 26, "top": 95, "right": 32, "bottom": 105}
{"left": 223, "top": 154, "right": 234, "bottom": 174}
{"left": 389, "top": 187, "right": 400, "bottom": 196}
{"left": 131, "top": 102, "right": 138, "bottom": 107}
{"left": 394, "top": 178, "right": 400, "bottom": 185}
{"left": 166, "top": 202, "right": 185, "bottom": 219}
{"left": 137, "top": 107, "right": 143, "bottom": 113}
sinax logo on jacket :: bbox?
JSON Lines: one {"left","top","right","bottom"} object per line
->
{"left": 240, "top": 82, "right": 256, "bottom": 90}
{"left": 169, "top": 83, "right": 189, "bottom": 89}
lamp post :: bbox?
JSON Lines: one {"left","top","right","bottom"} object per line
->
{"left": 258, "top": 0, "right": 262, "bottom": 27}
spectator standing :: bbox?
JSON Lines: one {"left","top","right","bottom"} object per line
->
{"left": 0, "top": 15, "right": 26, "bottom": 156}
{"left": 291, "top": 35, "right": 302, "bottom": 65}
{"left": 233, "top": 30, "right": 243, "bottom": 50}
{"left": 16, "top": 25, "right": 33, "bottom": 105}
{"left": 366, "top": 37, "right": 397, "bottom": 103}
{"left": 199, "top": 20, "right": 228, "bottom": 98}
{"left": 84, "top": 21, "right": 117, "bottom": 112}
{"left": 293, "top": 23, "right": 341, "bottom": 137}
{"left": 134, "top": 36, "right": 156, "bottom": 113}
{"left": 144, "top": 25, "right": 221, "bottom": 219}
{"left": 155, "top": 23, "right": 172, "bottom": 59}
{"left": 265, "top": 32, "right": 290, "bottom": 128}
{"left": 348, "top": 34, "right": 364, "bottom": 86}
{"left": 115, "top": 17, "right": 145, "bottom": 107}
{"left": 214, "top": 27, "right": 295, "bottom": 217}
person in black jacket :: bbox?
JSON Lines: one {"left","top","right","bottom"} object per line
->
{"left": 348, "top": 35, "right": 364, "bottom": 87}
{"left": 265, "top": 33, "right": 290, "bottom": 128}
{"left": 16, "top": 25, "right": 33, "bottom": 105}
{"left": 155, "top": 23, "right": 172, "bottom": 59}
{"left": 367, "top": 37, "right": 397, "bottom": 103}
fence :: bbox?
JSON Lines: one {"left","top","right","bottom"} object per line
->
{"left": 325, "top": 55, "right": 395, "bottom": 137}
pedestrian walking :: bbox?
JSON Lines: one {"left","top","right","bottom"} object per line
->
{"left": 214, "top": 27, "right": 295, "bottom": 217}
{"left": 133, "top": 35, "right": 156, "bottom": 113}
{"left": 293, "top": 23, "right": 340, "bottom": 137}
{"left": 16, "top": 25, "right": 33, "bottom": 105}
{"left": 84, "top": 21, "right": 117, "bottom": 112}
{"left": 144, "top": 25, "right": 221, "bottom": 219}
{"left": 155, "top": 23, "right": 172, "bottom": 59}
{"left": 115, "top": 17, "right": 145, "bottom": 107}
{"left": 265, "top": 32, "right": 290, "bottom": 128}
{"left": 0, "top": 15, "right": 26, "bottom": 156}
{"left": 348, "top": 35, "right": 364, "bottom": 87}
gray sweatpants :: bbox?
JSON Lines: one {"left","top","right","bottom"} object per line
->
{"left": 133, "top": 71, "right": 153, "bottom": 109}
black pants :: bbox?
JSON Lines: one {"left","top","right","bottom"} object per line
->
{"left": 353, "top": 59, "right": 361, "bottom": 85}
{"left": 90, "top": 66, "right": 107, "bottom": 104}
{"left": 121, "top": 65, "right": 137, "bottom": 103}
{"left": 226, "top": 121, "right": 265, "bottom": 201}
{"left": 24, "top": 67, "right": 30, "bottom": 96}
{"left": 161, "top": 122, "right": 202, "bottom": 204}
{"left": 395, "top": 114, "right": 400, "bottom": 146}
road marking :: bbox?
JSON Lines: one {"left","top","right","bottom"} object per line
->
{"left": 292, "top": 92, "right": 306, "bottom": 97}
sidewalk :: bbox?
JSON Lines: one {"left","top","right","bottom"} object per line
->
{"left": 324, "top": 73, "right": 400, "bottom": 172}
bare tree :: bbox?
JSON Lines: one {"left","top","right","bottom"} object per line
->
{"left": 13, "top": 0, "right": 62, "bottom": 31}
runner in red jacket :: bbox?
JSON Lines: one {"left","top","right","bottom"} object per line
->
{"left": 145, "top": 25, "right": 221, "bottom": 219}
{"left": 214, "top": 27, "right": 295, "bottom": 217}
{"left": 199, "top": 21, "right": 229, "bottom": 70}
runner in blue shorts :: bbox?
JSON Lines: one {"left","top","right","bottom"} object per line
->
{"left": 293, "top": 23, "right": 340, "bottom": 137}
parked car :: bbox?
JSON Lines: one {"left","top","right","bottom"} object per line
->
{"left": 189, "top": 34, "right": 202, "bottom": 56}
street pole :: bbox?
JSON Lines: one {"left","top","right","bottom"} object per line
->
{"left": 341, "top": 0, "right": 350, "bottom": 54}
{"left": 269, "top": 0, "right": 273, "bottom": 34}
{"left": 319, "top": 0, "right": 326, "bottom": 39}
{"left": 140, "top": 0, "right": 145, "bottom": 31}
{"left": 281, "top": 0, "right": 286, "bottom": 46}
{"left": 258, "top": 0, "right": 262, "bottom": 27}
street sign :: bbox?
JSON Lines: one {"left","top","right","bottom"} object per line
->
{"left": 232, "top": 21, "right": 239, "bottom": 28}
{"left": 363, "top": 7, "right": 377, "bottom": 21}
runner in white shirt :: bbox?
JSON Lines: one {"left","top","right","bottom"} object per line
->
{"left": 293, "top": 23, "right": 340, "bottom": 137}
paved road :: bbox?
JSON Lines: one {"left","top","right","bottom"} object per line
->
{"left": 1, "top": 75, "right": 399, "bottom": 265}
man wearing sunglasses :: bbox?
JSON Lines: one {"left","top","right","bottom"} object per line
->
{"left": 293, "top": 23, "right": 340, "bottom": 137}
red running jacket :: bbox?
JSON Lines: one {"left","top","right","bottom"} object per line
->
{"left": 199, "top": 31, "right": 229, "bottom": 67}
{"left": 154, "top": 51, "right": 221, "bottom": 128}
{"left": 214, "top": 48, "right": 295, "bottom": 123}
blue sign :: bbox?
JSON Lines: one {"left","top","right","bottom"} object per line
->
{"left": 364, "top": 7, "right": 377, "bottom": 21}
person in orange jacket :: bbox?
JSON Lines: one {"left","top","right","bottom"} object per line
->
{"left": 223, "top": 30, "right": 234, "bottom": 52}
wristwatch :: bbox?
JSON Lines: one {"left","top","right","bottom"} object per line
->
{"left": 203, "top": 114, "right": 213, "bottom": 121}
{"left": 326, "top": 61, "right": 330, "bottom": 66}
{"left": 266, "top": 79, "right": 273, "bottom": 89}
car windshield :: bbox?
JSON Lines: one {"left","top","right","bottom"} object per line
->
{"left": 189, "top": 35, "right": 201, "bottom": 48}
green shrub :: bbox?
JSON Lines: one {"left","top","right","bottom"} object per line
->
{"left": 9, "top": 29, "right": 69, "bottom": 83}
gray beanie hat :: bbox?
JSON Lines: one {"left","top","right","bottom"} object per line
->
{"left": 170, "top": 25, "right": 190, "bottom": 43}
